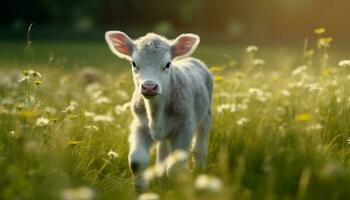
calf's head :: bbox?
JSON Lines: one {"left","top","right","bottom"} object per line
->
{"left": 105, "top": 31, "right": 200, "bottom": 99}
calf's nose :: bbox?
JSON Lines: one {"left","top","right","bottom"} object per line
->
{"left": 141, "top": 81, "right": 158, "bottom": 96}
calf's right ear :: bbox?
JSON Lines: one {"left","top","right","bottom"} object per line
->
{"left": 105, "top": 31, "right": 134, "bottom": 61}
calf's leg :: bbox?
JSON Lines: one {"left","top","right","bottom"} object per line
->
{"left": 191, "top": 110, "right": 211, "bottom": 169}
{"left": 167, "top": 121, "right": 195, "bottom": 175}
{"left": 128, "top": 125, "right": 152, "bottom": 191}
{"left": 156, "top": 140, "right": 170, "bottom": 176}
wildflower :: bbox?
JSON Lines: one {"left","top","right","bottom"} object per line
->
{"left": 317, "top": 37, "right": 333, "bottom": 48}
{"left": 281, "top": 90, "right": 291, "bottom": 97}
{"left": 253, "top": 59, "right": 265, "bottom": 66}
{"left": 347, "top": 137, "right": 350, "bottom": 145}
{"left": 218, "top": 92, "right": 231, "bottom": 98}
{"left": 33, "top": 80, "right": 43, "bottom": 86}
{"left": 44, "top": 106, "right": 57, "bottom": 115}
{"left": 116, "top": 89, "right": 129, "bottom": 100}
{"left": 67, "top": 140, "right": 83, "bottom": 145}
{"left": 209, "top": 66, "right": 224, "bottom": 73}
{"left": 115, "top": 102, "right": 130, "bottom": 115}
{"left": 19, "top": 70, "right": 42, "bottom": 83}
{"left": 84, "top": 125, "right": 99, "bottom": 131}
{"left": 295, "top": 113, "right": 312, "bottom": 122}
{"left": 217, "top": 104, "right": 237, "bottom": 113}
{"left": 237, "top": 117, "right": 249, "bottom": 126}
{"left": 248, "top": 88, "right": 270, "bottom": 102}
{"left": 314, "top": 28, "right": 326, "bottom": 34}
{"left": 61, "top": 186, "right": 95, "bottom": 200}
{"left": 29, "top": 70, "right": 42, "bottom": 78}
{"left": 137, "top": 192, "right": 160, "bottom": 200}
{"left": 307, "top": 123, "right": 323, "bottom": 131}
{"left": 63, "top": 101, "right": 79, "bottom": 113}
{"left": 107, "top": 150, "right": 119, "bottom": 159}
{"left": 18, "top": 75, "right": 29, "bottom": 83}
{"left": 194, "top": 174, "right": 223, "bottom": 192}
{"left": 166, "top": 150, "right": 188, "bottom": 167}
{"left": 304, "top": 49, "right": 314, "bottom": 58}
{"left": 84, "top": 111, "right": 96, "bottom": 117}
{"left": 22, "top": 69, "right": 30, "bottom": 76}
{"left": 85, "top": 83, "right": 102, "bottom": 95}
{"left": 246, "top": 45, "right": 258, "bottom": 53}
{"left": 338, "top": 60, "right": 350, "bottom": 67}
{"left": 143, "top": 163, "right": 165, "bottom": 182}
{"left": 336, "top": 96, "right": 343, "bottom": 104}
{"left": 214, "top": 76, "right": 224, "bottom": 82}
{"left": 305, "top": 83, "right": 324, "bottom": 93}
{"left": 36, "top": 117, "right": 50, "bottom": 127}
{"left": 292, "top": 65, "right": 308, "bottom": 76}
{"left": 331, "top": 79, "right": 338, "bottom": 86}
{"left": 10, "top": 130, "right": 15, "bottom": 136}
{"left": 96, "top": 96, "right": 111, "bottom": 104}
{"left": 216, "top": 104, "right": 247, "bottom": 113}
{"left": 92, "top": 115, "right": 114, "bottom": 123}
{"left": 248, "top": 88, "right": 263, "bottom": 96}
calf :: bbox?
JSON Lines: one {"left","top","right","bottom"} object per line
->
{"left": 105, "top": 31, "right": 213, "bottom": 190}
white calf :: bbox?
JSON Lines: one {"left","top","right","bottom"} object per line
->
{"left": 105, "top": 31, "right": 213, "bottom": 190}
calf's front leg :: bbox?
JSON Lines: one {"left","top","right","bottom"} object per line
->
{"left": 128, "top": 124, "right": 152, "bottom": 191}
{"left": 167, "top": 121, "right": 195, "bottom": 175}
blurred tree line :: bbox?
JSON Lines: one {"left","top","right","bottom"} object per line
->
{"left": 1, "top": 0, "right": 350, "bottom": 42}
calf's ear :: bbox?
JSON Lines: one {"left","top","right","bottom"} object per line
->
{"left": 105, "top": 31, "right": 134, "bottom": 61}
{"left": 171, "top": 34, "right": 200, "bottom": 59}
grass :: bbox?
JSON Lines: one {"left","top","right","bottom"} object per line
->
{"left": 1, "top": 34, "right": 350, "bottom": 200}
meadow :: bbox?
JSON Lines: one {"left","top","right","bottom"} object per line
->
{"left": 1, "top": 30, "right": 350, "bottom": 200}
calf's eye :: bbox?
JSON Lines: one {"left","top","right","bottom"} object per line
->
{"left": 131, "top": 61, "right": 138, "bottom": 70}
{"left": 163, "top": 62, "right": 171, "bottom": 71}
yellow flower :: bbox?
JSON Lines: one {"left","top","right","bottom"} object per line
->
{"left": 295, "top": 113, "right": 312, "bottom": 122}
{"left": 304, "top": 49, "right": 314, "bottom": 58}
{"left": 314, "top": 28, "right": 326, "bottom": 34}
{"left": 34, "top": 80, "right": 43, "bottom": 86}
{"left": 214, "top": 76, "right": 224, "bottom": 82}
{"left": 67, "top": 140, "right": 83, "bottom": 145}
{"left": 209, "top": 66, "right": 224, "bottom": 73}
{"left": 317, "top": 37, "right": 333, "bottom": 48}
{"left": 22, "top": 69, "right": 30, "bottom": 76}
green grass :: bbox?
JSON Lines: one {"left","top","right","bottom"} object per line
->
{"left": 1, "top": 39, "right": 350, "bottom": 200}
{"left": 0, "top": 40, "right": 319, "bottom": 68}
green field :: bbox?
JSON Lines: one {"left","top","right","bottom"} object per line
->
{"left": 1, "top": 38, "right": 350, "bottom": 200}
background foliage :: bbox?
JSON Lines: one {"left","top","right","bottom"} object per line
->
{"left": 2, "top": 0, "right": 350, "bottom": 42}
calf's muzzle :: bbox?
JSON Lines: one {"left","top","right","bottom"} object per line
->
{"left": 141, "top": 80, "right": 159, "bottom": 97}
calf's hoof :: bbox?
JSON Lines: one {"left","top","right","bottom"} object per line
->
{"left": 134, "top": 176, "right": 149, "bottom": 193}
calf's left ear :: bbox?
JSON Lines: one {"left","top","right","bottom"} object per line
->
{"left": 171, "top": 34, "right": 200, "bottom": 59}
